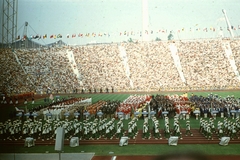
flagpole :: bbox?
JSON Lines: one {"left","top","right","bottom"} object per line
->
{"left": 142, "top": 0, "right": 149, "bottom": 42}
{"left": 177, "top": 31, "right": 180, "bottom": 41}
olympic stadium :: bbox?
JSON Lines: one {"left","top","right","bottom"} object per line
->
{"left": 1, "top": 0, "right": 240, "bottom": 160}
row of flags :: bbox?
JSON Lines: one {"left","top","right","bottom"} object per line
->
{"left": 17, "top": 25, "right": 240, "bottom": 40}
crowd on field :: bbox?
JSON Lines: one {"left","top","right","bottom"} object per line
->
{"left": 1, "top": 100, "right": 239, "bottom": 142}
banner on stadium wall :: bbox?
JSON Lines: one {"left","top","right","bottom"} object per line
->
{"left": 80, "top": 98, "right": 92, "bottom": 104}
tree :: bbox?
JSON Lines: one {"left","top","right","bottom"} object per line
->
{"left": 155, "top": 37, "right": 161, "bottom": 41}
{"left": 128, "top": 38, "right": 133, "bottom": 43}
{"left": 168, "top": 31, "right": 174, "bottom": 40}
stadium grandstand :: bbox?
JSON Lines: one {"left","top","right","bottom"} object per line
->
{"left": 1, "top": 38, "right": 240, "bottom": 96}
{"left": 1, "top": 1, "right": 240, "bottom": 160}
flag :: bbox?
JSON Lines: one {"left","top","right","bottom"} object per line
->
{"left": 67, "top": 34, "right": 70, "bottom": 38}
{"left": 49, "top": 94, "right": 53, "bottom": 100}
{"left": 22, "top": 35, "right": 27, "bottom": 41}
{"left": 34, "top": 35, "right": 40, "bottom": 39}
{"left": 72, "top": 34, "right": 76, "bottom": 38}
{"left": 50, "top": 35, "right": 54, "bottom": 38}
{"left": 54, "top": 35, "right": 56, "bottom": 39}
{"left": 131, "top": 106, "right": 135, "bottom": 118}
{"left": 145, "top": 30, "right": 148, "bottom": 34}
{"left": 43, "top": 34, "right": 47, "bottom": 39}
{"left": 78, "top": 33, "right": 83, "bottom": 37}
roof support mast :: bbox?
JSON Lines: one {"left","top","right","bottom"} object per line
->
{"left": 222, "top": 9, "right": 234, "bottom": 39}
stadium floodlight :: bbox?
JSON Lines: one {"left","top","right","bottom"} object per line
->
{"left": 1, "top": 0, "right": 18, "bottom": 48}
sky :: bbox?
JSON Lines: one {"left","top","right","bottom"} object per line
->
{"left": 1, "top": 0, "right": 240, "bottom": 45}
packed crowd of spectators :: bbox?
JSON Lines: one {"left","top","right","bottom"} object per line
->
{"left": 73, "top": 44, "right": 130, "bottom": 91}
{"left": 175, "top": 39, "right": 240, "bottom": 89}
{"left": 0, "top": 49, "right": 31, "bottom": 94}
{"left": 73, "top": 39, "right": 240, "bottom": 92}
{"left": 1, "top": 38, "right": 240, "bottom": 95}
{"left": 13, "top": 48, "right": 79, "bottom": 94}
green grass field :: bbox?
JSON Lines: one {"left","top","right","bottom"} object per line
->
{"left": 1, "top": 90, "right": 240, "bottom": 155}
{"left": 1, "top": 144, "right": 240, "bottom": 156}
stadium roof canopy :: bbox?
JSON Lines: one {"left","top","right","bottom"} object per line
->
{"left": 0, "top": 39, "right": 67, "bottom": 49}
{"left": 45, "top": 40, "right": 67, "bottom": 47}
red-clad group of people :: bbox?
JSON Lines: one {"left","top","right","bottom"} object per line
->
{"left": 117, "top": 95, "right": 152, "bottom": 115}
{"left": 169, "top": 94, "right": 193, "bottom": 117}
